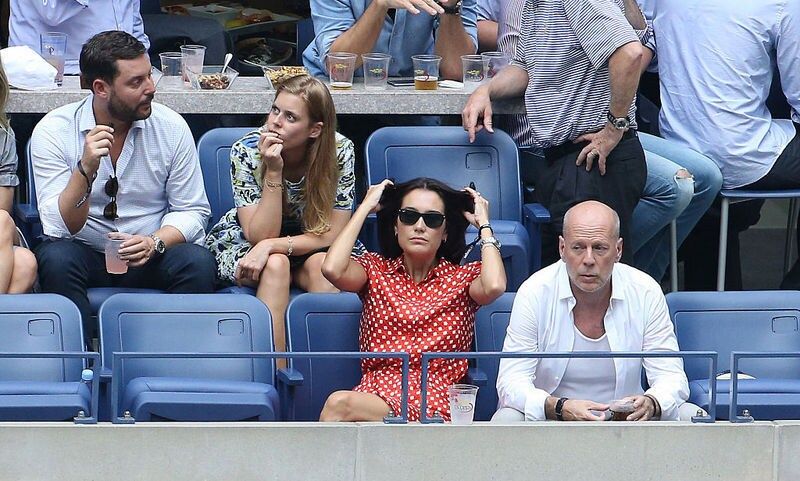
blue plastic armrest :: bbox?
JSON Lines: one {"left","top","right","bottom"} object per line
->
{"left": 277, "top": 367, "right": 304, "bottom": 386}
{"left": 465, "top": 367, "right": 488, "bottom": 387}
{"left": 14, "top": 203, "right": 40, "bottom": 224}
{"left": 522, "top": 203, "right": 551, "bottom": 224}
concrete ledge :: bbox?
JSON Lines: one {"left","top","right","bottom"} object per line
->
{"left": 0, "top": 421, "right": 785, "bottom": 481}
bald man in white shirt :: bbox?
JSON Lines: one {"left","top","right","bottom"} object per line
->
{"left": 494, "top": 201, "right": 690, "bottom": 421}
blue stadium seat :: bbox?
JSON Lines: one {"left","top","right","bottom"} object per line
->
{"left": 196, "top": 127, "right": 253, "bottom": 226}
{"left": 364, "top": 126, "right": 550, "bottom": 290}
{"left": 281, "top": 292, "right": 363, "bottom": 421}
{"left": 472, "top": 292, "right": 514, "bottom": 421}
{"left": 0, "top": 294, "right": 95, "bottom": 421}
{"left": 99, "top": 293, "right": 278, "bottom": 422}
{"left": 667, "top": 290, "right": 800, "bottom": 420}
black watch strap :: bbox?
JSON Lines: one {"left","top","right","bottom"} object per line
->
{"left": 555, "top": 397, "right": 569, "bottom": 421}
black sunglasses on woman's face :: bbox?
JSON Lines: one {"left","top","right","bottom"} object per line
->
{"left": 397, "top": 208, "right": 445, "bottom": 228}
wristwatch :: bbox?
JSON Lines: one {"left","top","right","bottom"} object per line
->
{"left": 555, "top": 397, "right": 569, "bottom": 421}
{"left": 150, "top": 234, "right": 166, "bottom": 255}
{"left": 607, "top": 111, "right": 631, "bottom": 131}
{"left": 479, "top": 235, "right": 502, "bottom": 251}
{"left": 437, "top": 0, "right": 462, "bottom": 14}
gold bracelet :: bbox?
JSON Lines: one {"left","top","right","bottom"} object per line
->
{"left": 264, "top": 178, "right": 283, "bottom": 192}
{"left": 286, "top": 235, "right": 293, "bottom": 256}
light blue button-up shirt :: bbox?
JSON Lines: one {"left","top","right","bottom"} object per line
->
{"left": 653, "top": 0, "right": 800, "bottom": 189}
{"left": 475, "top": 0, "right": 499, "bottom": 21}
{"left": 9, "top": 0, "right": 149, "bottom": 75}
{"left": 303, "top": 0, "right": 477, "bottom": 78}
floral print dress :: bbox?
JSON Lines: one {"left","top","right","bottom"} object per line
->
{"left": 205, "top": 129, "right": 362, "bottom": 282}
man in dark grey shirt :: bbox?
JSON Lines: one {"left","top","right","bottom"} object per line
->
{"left": 463, "top": 0, "right": 649, "bottom": 265}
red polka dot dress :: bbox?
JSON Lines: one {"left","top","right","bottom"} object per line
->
{"left": 352, "top": 252, "right": 482, "bottom": 421}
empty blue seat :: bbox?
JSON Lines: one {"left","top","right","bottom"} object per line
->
{"left": 0, "top": 294, "right": 95, "bottom": 421}
{"left": 364, "top": 126, "right": 550, "bottom": 290}
{"left": 667, "top": 290, "right": 800, "bottom": 420}
{"left": 99, "top": 293, "right": 278, "bottom": 422}
{"left": 472, "top": 292, "right": 514, "bottom": 421}
{"left": 282, "top": 292, "right": 363, "bottom": 421}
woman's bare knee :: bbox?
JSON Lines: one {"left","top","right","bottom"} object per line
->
{"left": 300, "top": 253, "right": 339, "bottom": 293}
{"left": 0, "top": 212, "right": 15, "bottom": 245}
{"left": 320, "top": 390, "right": 353, "bottom": 421}
{"left": 261, "top": 253, "right": 291, "bottom": 285}
{"left": 9, "top": 248, "right": 37, "bottom": 293}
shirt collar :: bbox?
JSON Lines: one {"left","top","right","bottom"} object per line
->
{"left": 555, "top": 261, "right": 626, "bottom": 303}
{"left": 384, "top": 255, "right": 456, "bottom": 283}
{"left": 78, "top": 94, "right": 146, "bottom": 134}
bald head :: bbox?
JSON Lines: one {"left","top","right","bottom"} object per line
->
{"left": 563, "top": 201, "right": 620, "bottom": 240}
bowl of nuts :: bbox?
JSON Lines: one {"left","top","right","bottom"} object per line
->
{"left": 263, "top": 65, "right": 308, "bottom": 90}
{"left": 187, "top": 65, "right": 239, "bottom": 90}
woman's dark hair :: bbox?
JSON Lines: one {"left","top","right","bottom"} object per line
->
{"left": 79, "top": 31, "right": 147, "bottom": 90}
{"left": 376, "top": 177, "right": 474, "bottom": 264}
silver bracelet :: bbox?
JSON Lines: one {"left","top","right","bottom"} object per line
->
{"left": 286, "top": 235, "right": 293, "bottom": 256}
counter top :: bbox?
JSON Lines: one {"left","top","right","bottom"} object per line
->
{"left": 7, "top": 75, "right": 525, "bottom": 115}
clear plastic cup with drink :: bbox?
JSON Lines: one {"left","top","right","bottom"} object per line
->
{"left": 448, "top": 384, "right": 478, "bottom": 424}
{"left": 481, "top": 51, "right": 511, "bottom": 79}
{"left": 361, "top": 53, "right": 391, "bottom": 90}
{"left": 412, "top": 54, "right": 442, "bottom": 90}
{"left": 326, "top": 52, "right": 357, "bottom": 89}
{"left": 40, "top": 32, "right": 67, "bottom": 87}
{"left": 609, "top": 398, "right": 636, "bottom": 421}
{"left": 180, "top": 45, "right": 206, "bottom": 87}
{"left": 461, "top": 54, "right": 488, "bottom": 88}
{"left": 105, "top": 232, "right": 131, "bottom": 275}
{"left": 159, "top": 52, "right": 183, "bottom": 88}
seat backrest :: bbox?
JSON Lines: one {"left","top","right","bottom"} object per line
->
{"left": 0, "top": 294, "right": 84, "bottom": 381}
{"left": 98, "top": 293, "right": 274, "bottom": 386}
{"left": 285, "top": 292, "right": 362, "bottom": 421}
{"left": 196, "top": 127, "right": 254, "bottom": 226}
{"left": 473, "top": 292, "right": 514, "bottom": 421}
{"left": 365, "top": 127, "right": 522, "bottom": 222}
{"left": 667, "top": 291, "right": 800, "bottom": 381}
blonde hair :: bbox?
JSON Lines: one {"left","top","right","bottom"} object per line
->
{"left": 269, "top": 75, "right": 338, "bottom": 236}
{"left": 0, "top": 57, "right": 9, "bottom": 128}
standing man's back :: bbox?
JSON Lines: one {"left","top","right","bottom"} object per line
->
{"left": 655, "top": 0, "right": 799, "bottom": 189}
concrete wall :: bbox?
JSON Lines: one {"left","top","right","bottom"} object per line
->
{"left": 0, "top": 421, "right": 788, "bottom": 481}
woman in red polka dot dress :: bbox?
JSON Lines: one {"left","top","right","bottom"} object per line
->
{"left": 319, "top": 177, "right": 506, "bottom": 421}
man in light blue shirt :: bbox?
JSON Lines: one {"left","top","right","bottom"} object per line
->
{"left": 653, "top": 0, "right": 800, "bottom": 287}
{"left": 9, "top": 0, "right": 149, "bottom": 75}
{"left": 475, "top": 0, "right": 499, "bottom": 51}
{"left": 303, "top": 0, "right": 477, "bottom": 80}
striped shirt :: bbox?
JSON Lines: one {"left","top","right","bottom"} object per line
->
{"left": 31, "top": 96, "right": 211, "bottom": 251}
{"left": 511, "top": 0, "right": 651, "bottom": 149}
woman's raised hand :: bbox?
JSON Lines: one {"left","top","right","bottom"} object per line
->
{"left": 463, "top": 186, "right": 490, "bottom": 228}
{"left": 360, "top": 179, "right": 393, "bottom": 214}
{"left": 258, "top": 128, "right": 284, "bottom": 175}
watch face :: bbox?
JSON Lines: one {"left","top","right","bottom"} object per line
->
{"left": 613, "top": 118, "right": 630, "bottom": 130}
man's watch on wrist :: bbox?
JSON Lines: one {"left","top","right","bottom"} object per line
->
{"left": 150, "top": 234, "right": 166, "bottom": 256}
{"left": 607, "top": 111, "right": 631, "bottom": 131}
{"left": 555, "top": 397, "right": 569, "bottom": 421}
{"left": 437, "top": 0, "right": 462, "bottom": 14}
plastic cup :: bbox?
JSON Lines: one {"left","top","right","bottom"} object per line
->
{"left": 105, "top": 232, "right": 131, "bottom": 275}
{"left": 482, "top": 51, "right": 511, "bottom": 79}
{"left": 158, "top": 52, "right": 183, "bottom": 88}
{"left": 40, "top": 32, "right": 67, "bottom": 87}
{"left": 609, "top": 399, "right": 636, "bottom": 421}
{"left": 448, "top": 384, "right": 478, "bottom": 424}
{"left": 361, "top": 53, "right": 391, "bottom": 90}
{"left": 326, "top": 52, "right": 357, "bottom": 89}
{"left": 180, "top": 45, "right": 206, "bottom": 86}
{"left": 411, "top": 54, "right": 441, "bottom": 90}
{"left": 461, "top": 54, "right": 488, "bottom": 87}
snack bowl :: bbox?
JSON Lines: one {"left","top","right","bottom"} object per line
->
{"left": 187, "top": 65, "right": 239, "bottom": 90}
{"left": 263, "top": 65, "right": 308, "bottom": 90}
